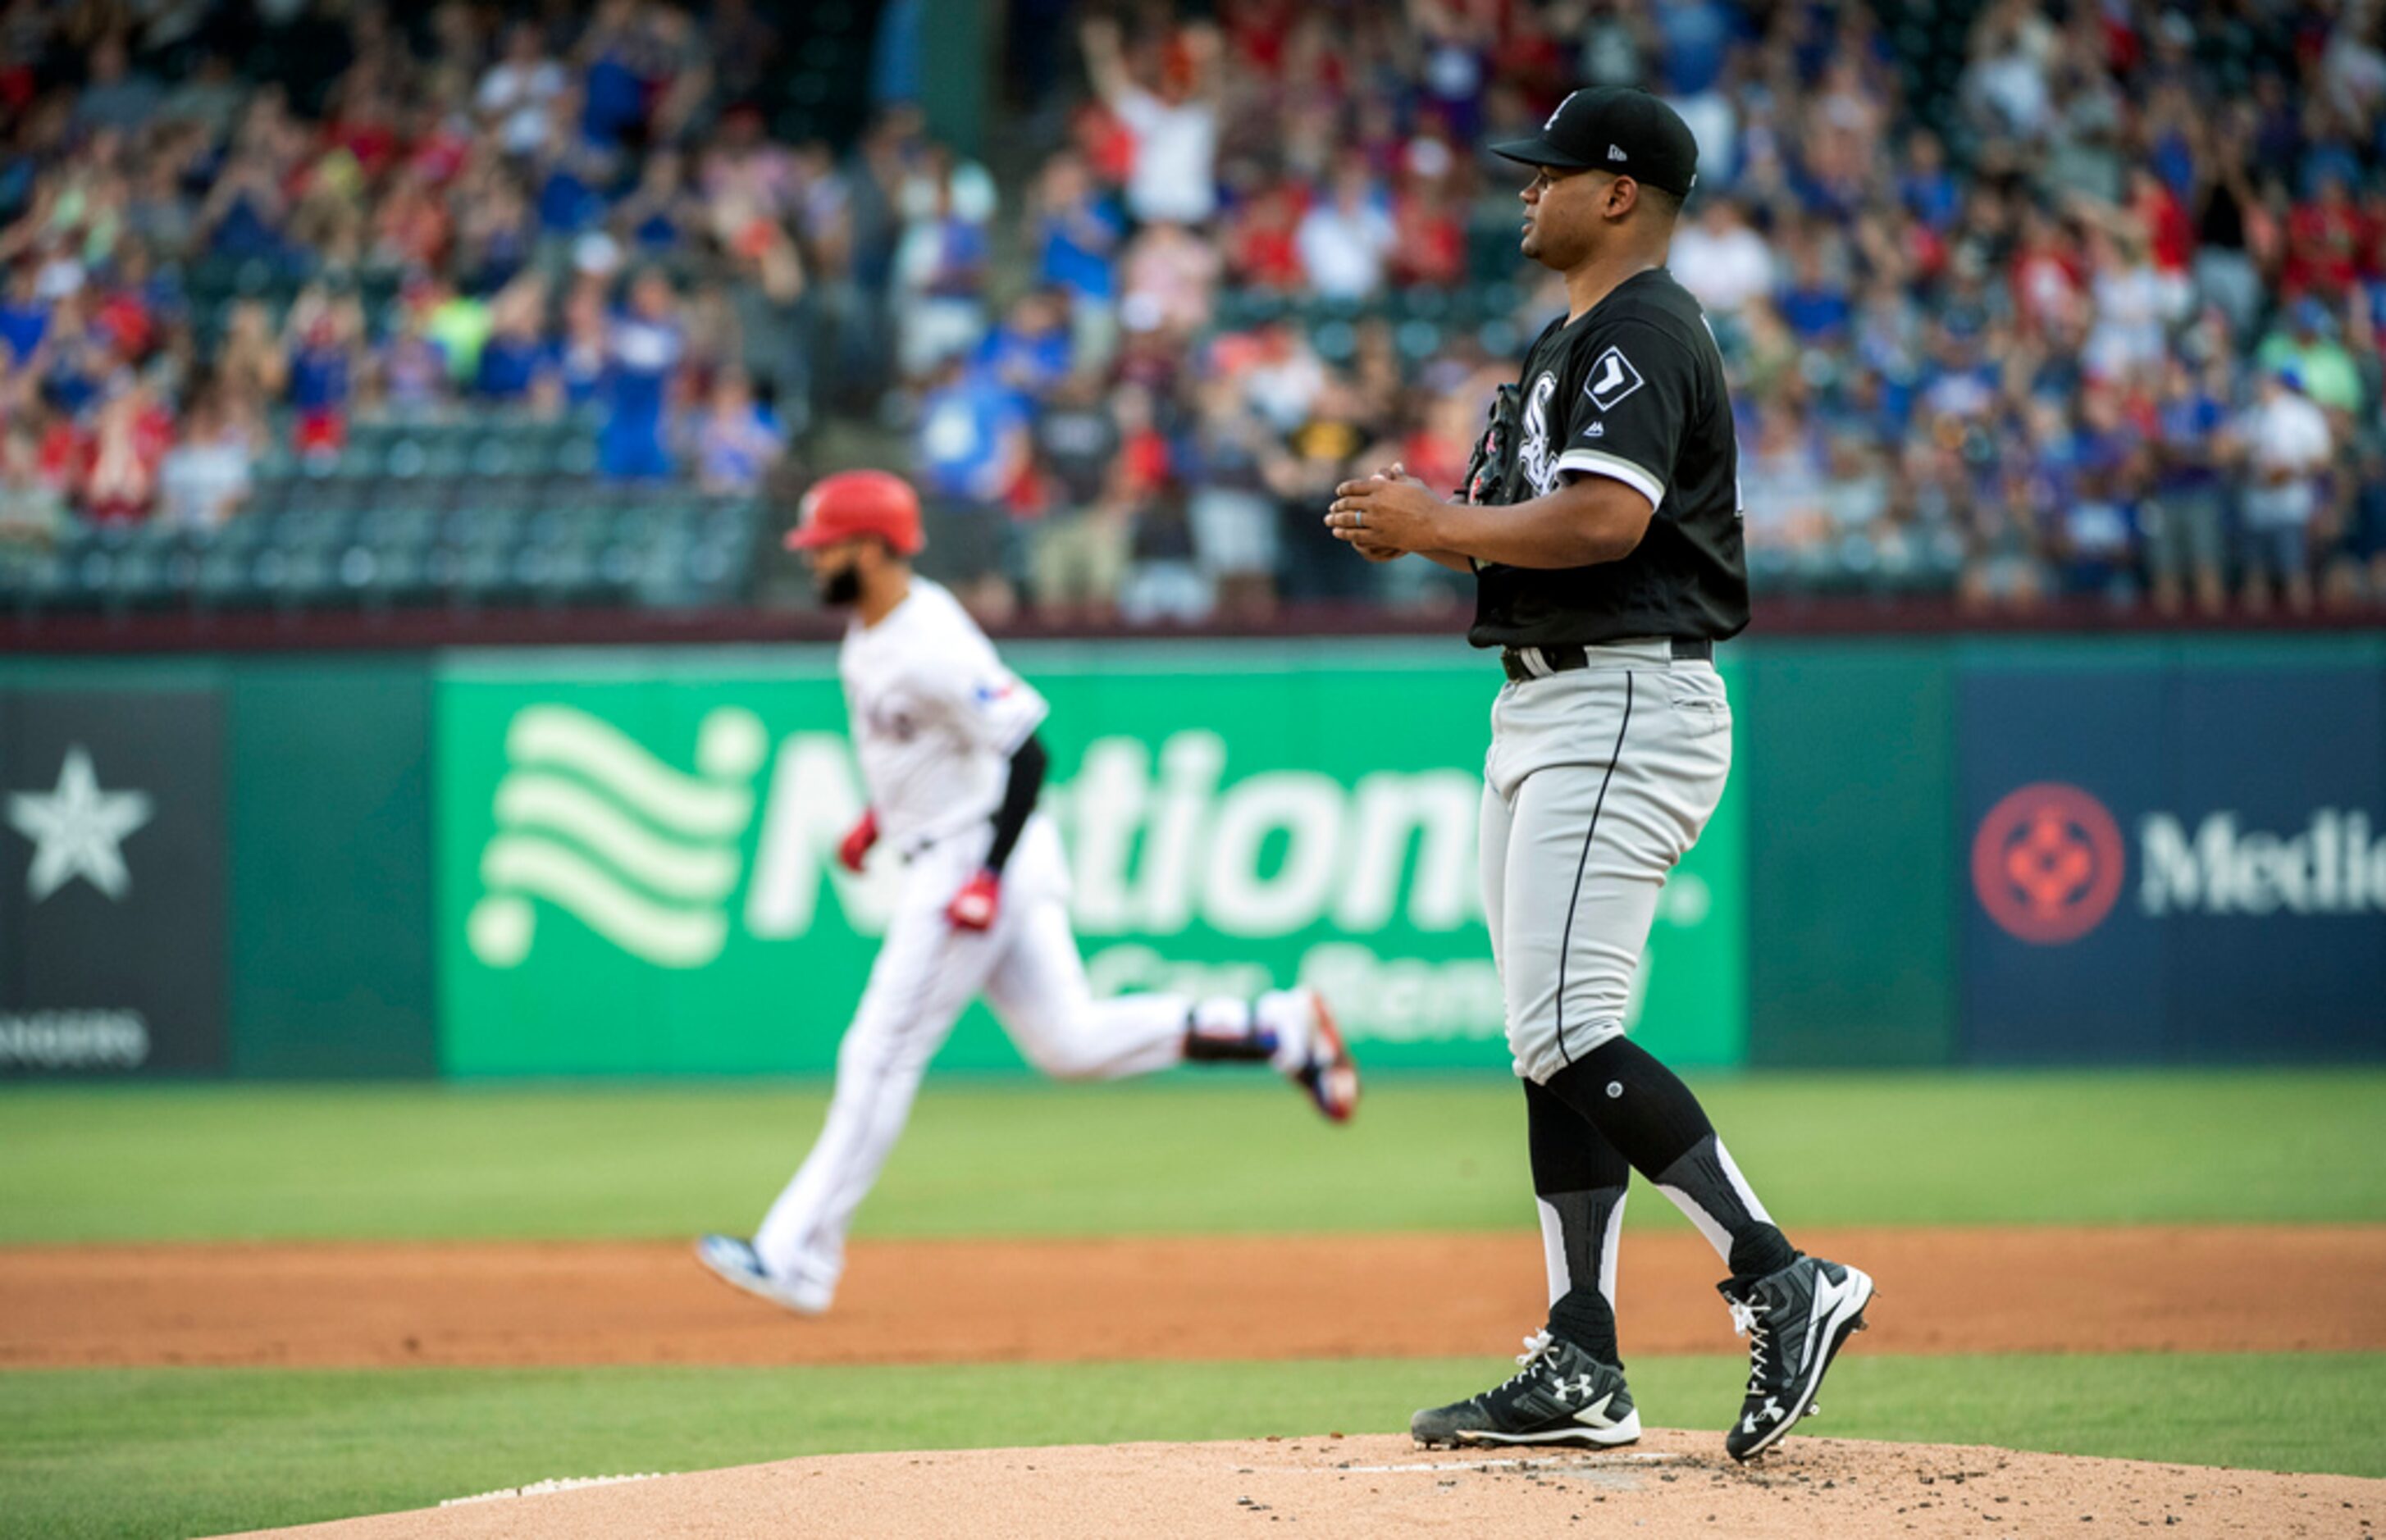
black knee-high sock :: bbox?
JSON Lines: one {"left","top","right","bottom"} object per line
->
{"left": 1544, "top": 1038, "right": 1796, "bottom": 1283}
{"left": 1526, "top": 1077, "right": 1629, "bottom": 1365}
{"left": 1180, "top": 1000, "right": 1272, "bottom": 1062}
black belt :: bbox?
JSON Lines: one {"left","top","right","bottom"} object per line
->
{"left": 1500, "top": 638, "right": 1711, "bottom": 683}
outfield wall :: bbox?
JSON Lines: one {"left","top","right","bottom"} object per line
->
{"left": 3, "top": 635, "right": 2379, "bottom": 1078}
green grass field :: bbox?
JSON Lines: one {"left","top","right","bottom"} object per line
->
{"left": 8, "top": 1071, "right": 2384, "bottom": 1242}
{"left": 6, "top": 1071, "right": 2383, "bottom": 1538}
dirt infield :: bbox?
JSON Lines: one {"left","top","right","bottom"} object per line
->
{"left": 214, "top": 1431, "right": 2386, "bottom": 1539}
{"left": 8, "top": 1224, "right": 2382, "bottom": 1367}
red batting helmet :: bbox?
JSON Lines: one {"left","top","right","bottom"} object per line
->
{"left": 785, "top": 469, "right": 924, "bottom": 557}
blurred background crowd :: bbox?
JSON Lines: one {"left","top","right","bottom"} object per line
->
{"left": 2, "top": 0, "right": 2384, "bottom": 624}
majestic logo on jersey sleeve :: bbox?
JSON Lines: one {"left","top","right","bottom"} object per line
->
{"left": 1585, "top": 346, "right": 1645, "bottom": 412}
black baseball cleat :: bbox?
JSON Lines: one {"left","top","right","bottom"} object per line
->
{"left": 1718, "top": 1254, "right": 1875, "bottom": 1461}
{"left": 1411, "top": 1331, "right": 1641, "bottom": 1448}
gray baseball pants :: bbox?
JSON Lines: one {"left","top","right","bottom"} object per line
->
{"left": 1480, "top": 639, "right": 1732, "bottom": 1085}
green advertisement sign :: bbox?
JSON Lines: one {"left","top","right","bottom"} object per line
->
{"left": 435, "top": 642, "right": 1746, "bottom": 1076}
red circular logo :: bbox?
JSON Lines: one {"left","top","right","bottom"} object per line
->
{"left": 1971, "top": 782, "right": 2126, "bottom": 945}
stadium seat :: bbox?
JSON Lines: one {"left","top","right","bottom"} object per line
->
{"left": 1311, "top": 319, "right": 1358, "bottom": 364}
{"left": 194, "top": 540, "right": 260, "bottom": 607}
{"left": 1476, "top": 318, "right": 1521, "bottom": 358}
{"left": 468, "top": 433, "right": 522, "bottom": 477}
{"left": 10, "top": 551, "right": 71, "bottom": 611}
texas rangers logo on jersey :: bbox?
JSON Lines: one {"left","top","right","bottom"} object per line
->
{"left": 865, "top": 699, "right": 920, "bottom": 743}
{"left": 1585, "top": 346, "right": 1645, "bottom": 412}
{"left": 1519, "top": 371, "right": 1561, "bottom": 498}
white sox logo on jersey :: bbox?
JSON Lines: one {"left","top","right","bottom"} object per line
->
{"left": 1519, "top": 371, "right": 1562, "bottom": 497}
{"left": 1585, "top": 346, "right": 1645, "bottom": 412}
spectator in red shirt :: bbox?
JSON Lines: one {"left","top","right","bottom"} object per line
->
{"left": 2358, "top": 185, "right": 2386, "bottom": 287}
{"left": 81, "top": 378, "right": 172, "bottom": 525}
{"left": 1391, "top": 383, "right": 1478, "bottom": 500}
{"left": 2009, "top": 207, "right": 2086, "bottom": 338}
{"left": 2283, "top": 171, "right": 2364, "bottom": 299}
{"left": 34, "top": 408, "right": 89, "bottom": 498}
{"left": 322, "top": 80, "right": 403, "bottom": 181}
{"left": 1390, "top": 177, "right": 1467, "bottom": 289}
{"left": 1070, "top": 101, "right": 1138, "bottom": 192}
{"left": 1226, "top": 181, "right": 1306, "bottom": 290}
{"left": 2128, "top": 168, "right": 2194, "bottom": 277}
{"left": 370, "top": 164, "right": 453, "bottom": 271}
{"left": 89, "top": 264, "right": 155, "bottom": 364}
{"left": 403, "top": 97, "right": 473, "bottom": 187}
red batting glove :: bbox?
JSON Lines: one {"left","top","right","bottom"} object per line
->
{"left": 947, "top": 869, "right": 1001, "bottom": 932}
{"left": 837, "top": 810, "right": 879, "bottom": 874}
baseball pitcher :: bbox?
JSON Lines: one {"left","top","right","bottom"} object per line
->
{"left": 700, "top": 470, "right": 1359, "bottom": 1315}
{"left": 1325, "top": 88, "right": 1872, "bottom": 1460}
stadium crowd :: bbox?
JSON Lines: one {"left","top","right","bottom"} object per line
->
{"left": 2, "top": 0, "right": 2384, "bottom": 622}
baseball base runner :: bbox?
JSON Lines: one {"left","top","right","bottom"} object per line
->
{"left": 1326, "top": 87, "right": 1872, "bottom": 1461}
{"left": 697, "top": 469, "right": 1359, "bottom": 1317}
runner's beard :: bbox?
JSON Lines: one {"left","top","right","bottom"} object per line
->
{"left": 815, "top": 564, "right": 862, "bottom": 606}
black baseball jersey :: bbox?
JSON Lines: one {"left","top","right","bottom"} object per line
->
{"left": 1467, "top": 267, "right": 1749, "bottom": 649}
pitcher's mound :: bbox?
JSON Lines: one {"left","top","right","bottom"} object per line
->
{"left": 221, "top": 1429, "right": 2384, "bottom": 1539}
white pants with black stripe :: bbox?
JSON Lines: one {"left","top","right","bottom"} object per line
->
{"left": 1480, "top": 640, "right": 1732, "bottom": 1086}
{"left": 753, "top": 813, "right": 1193, "bottom": 1299}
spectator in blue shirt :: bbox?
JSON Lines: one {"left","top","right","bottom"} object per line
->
{"left": 616, "top": 149, "right": 699, "bottom": 253}
{"left": 974, "top": 289, "right": 1074, "bottom": 404}
{"left": 580, "top": 8, "right": 652, "bottom": 148}
{"left": 912, "top": 356, "right": 1031, "bottom": 610}
{"left": 2146, "top": 358, "right": 2237, "bottom": 616}
{"left": 691, "top": 370, "right": 785, "bottom": 495}
{"left": 0, "top": 263, "right": 48, "bottom": 366}
{"left": 197, "top": 154, "right": 293, "bottom": 266}
{"left": 915, "top": 359, "right": 1029, "bottom": 506}
{"left": 1033, "top": 152, "right": 1125, "bottom": 338}
{"left": 598, "top": 269, "right": 683, "bottom": 481}
{"left": 474, "top": 275, "right": 554, "bottom": 403}
{"left": 285, "top": 286, "right": 366, "bottom": 456}
{"left": 1775, "top": 235, "right": 1853, "bottom": 343}
{"left": 1896, "top": 131, "right": 1961, "bottom": 231}
{"left": 35, "top": 291, "right": 110, "bottom": 420}
{"left": 1654, "top": 0, "right": 1740, "bottom": 95}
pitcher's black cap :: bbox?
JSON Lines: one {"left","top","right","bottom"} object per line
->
{"left": 1490, "top": 87, "right": 1699, "bottom": 198}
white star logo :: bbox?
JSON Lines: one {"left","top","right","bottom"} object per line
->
{"left": 7, "top": 746, "right": 154, "bottom": 902}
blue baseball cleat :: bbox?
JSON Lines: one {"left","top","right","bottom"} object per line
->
{"left": 694, "top": 1233, "right": 833, "bottom": 1316}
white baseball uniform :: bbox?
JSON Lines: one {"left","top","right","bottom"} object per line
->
{"left": 751, "top": 578, "right": 1269, "bottom": 1304}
